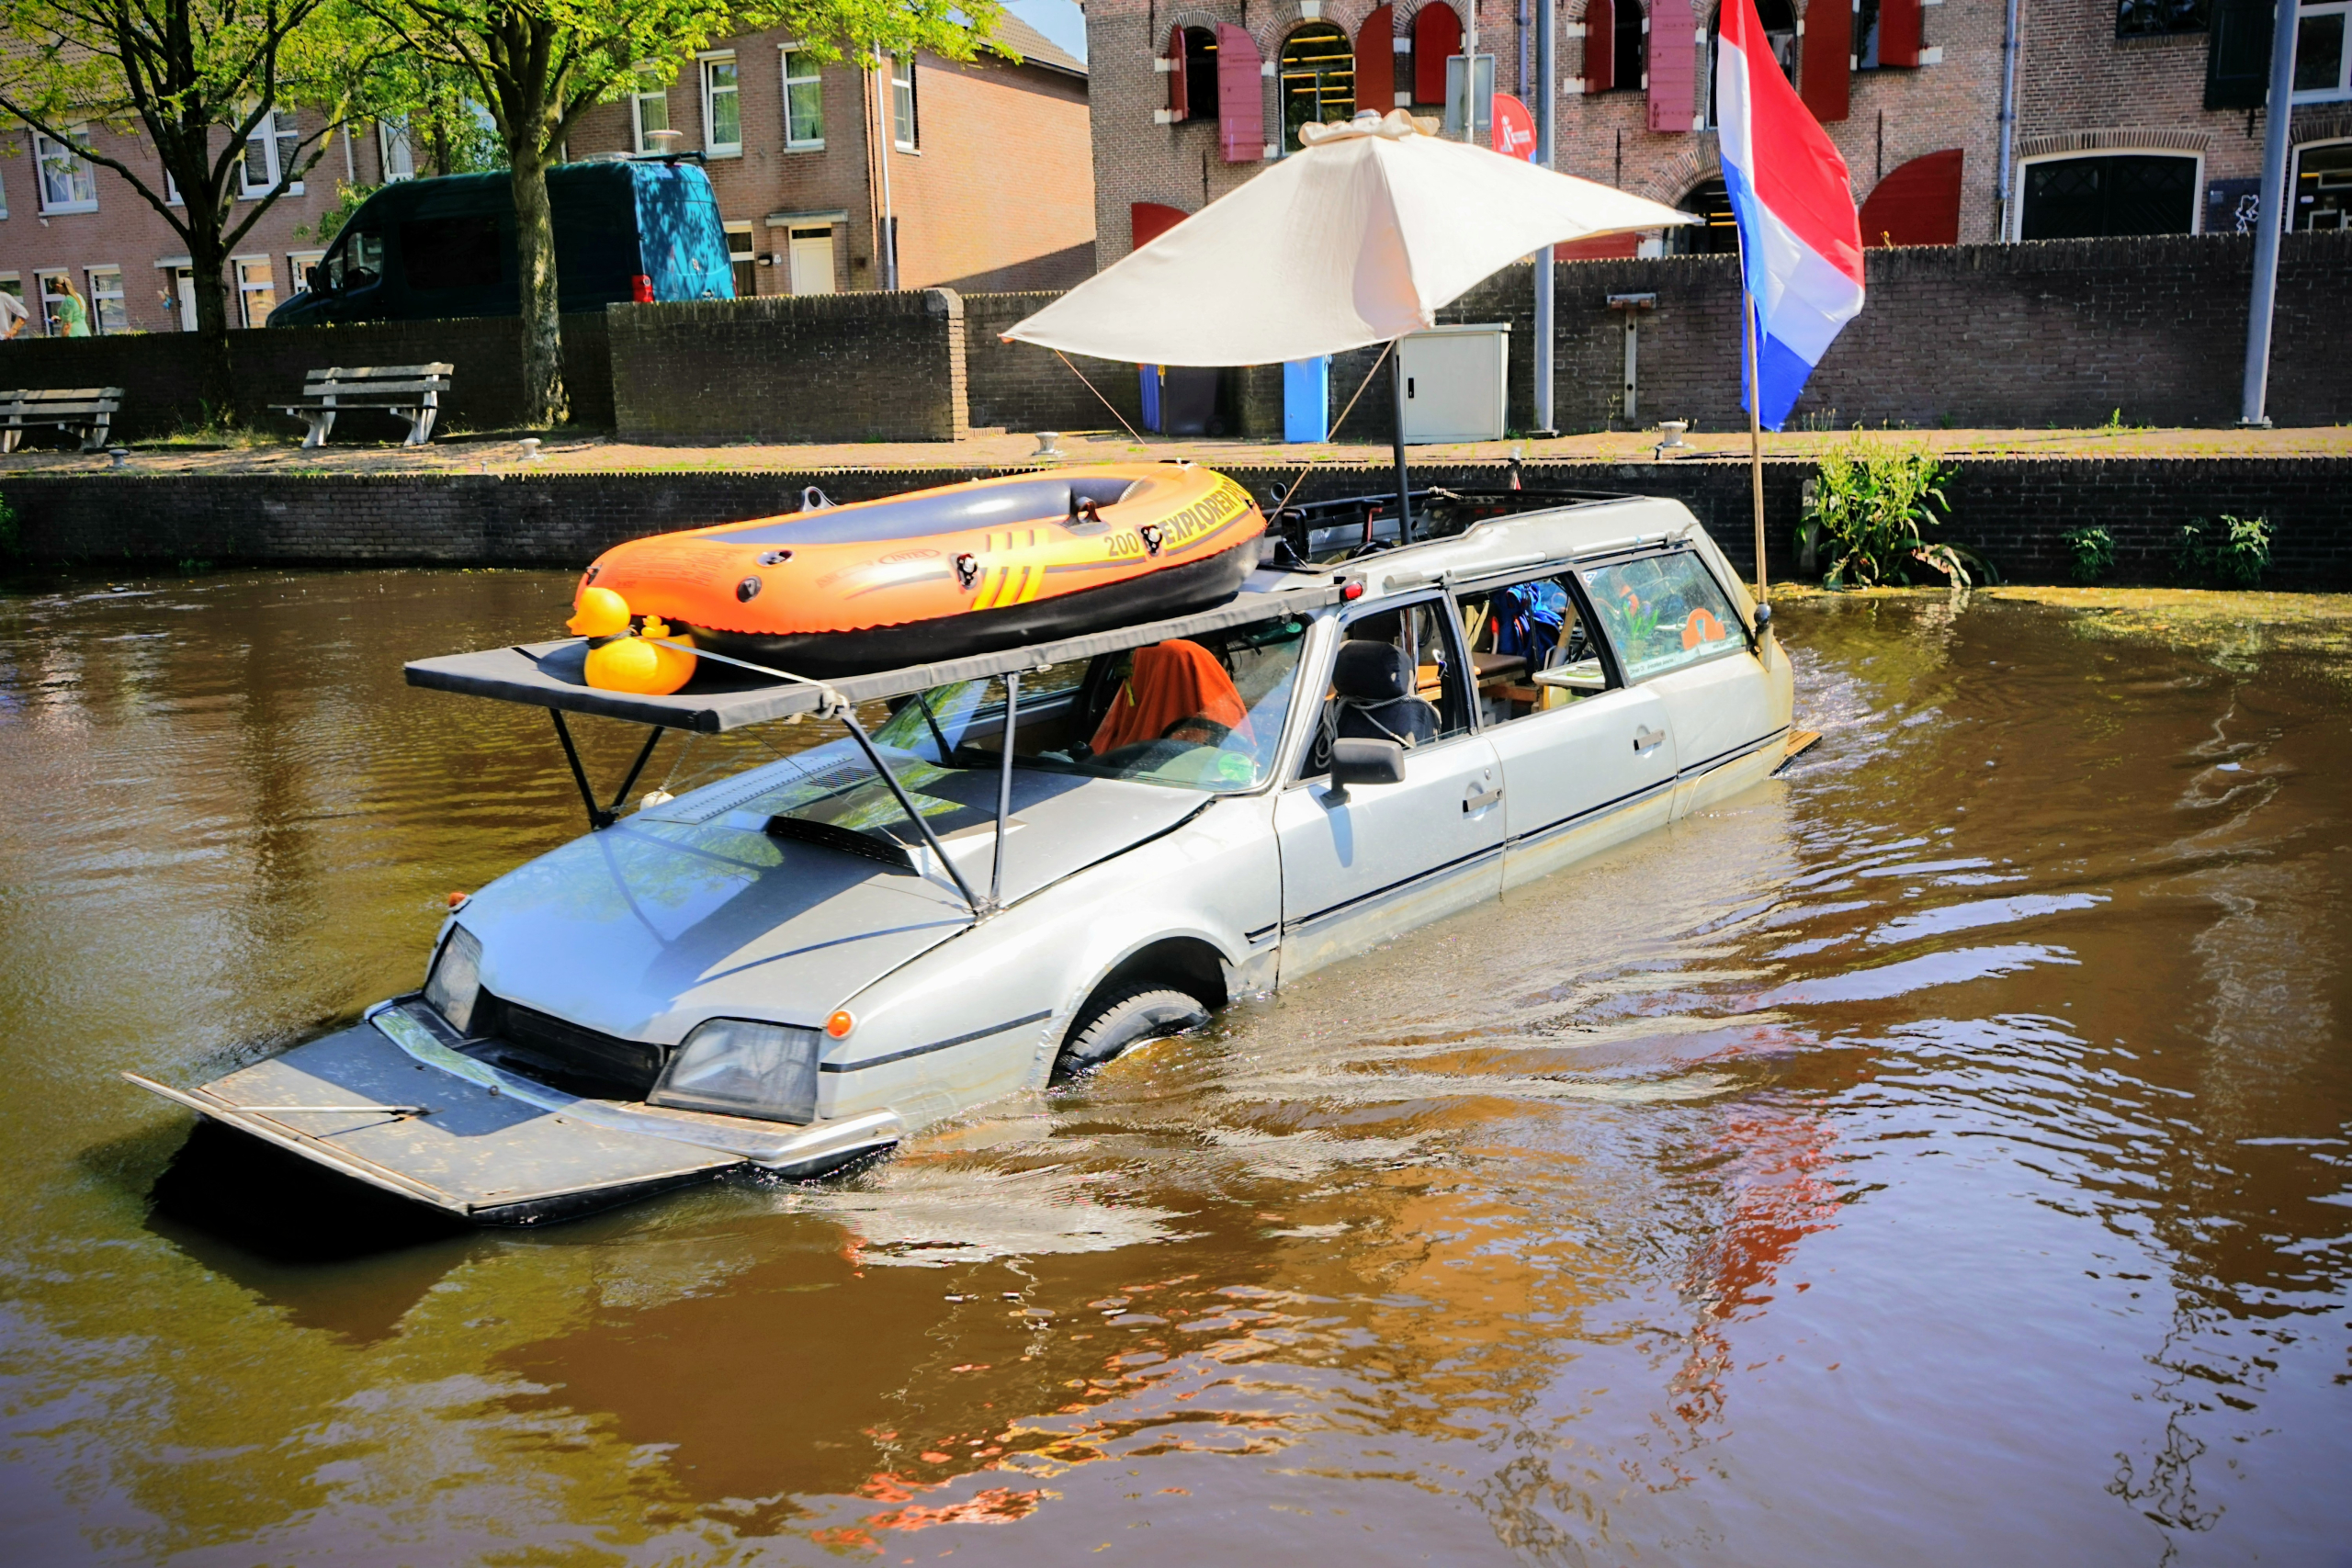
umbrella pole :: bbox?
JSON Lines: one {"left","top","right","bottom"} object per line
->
{"left": 1744, "top": 288, "right": 1767, "bottom": 608}
{"left": 1391, "top": 337, "right": 1412, "bottom": 543}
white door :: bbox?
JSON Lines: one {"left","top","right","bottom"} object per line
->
{"left": 1488, "top": 685, "right": 1679, "bottom": 889}
{"left": 176, "top": 272, "right": 196, "bottom": 332}
{"left": 1274, "top": 602, "right": 1506, "bottom": 980}
{"left": 787, "top": 227, "right": 836, "bottom": 296}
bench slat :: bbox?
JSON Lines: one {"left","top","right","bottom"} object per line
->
{"left": 0, "top": 388, "right": 125, "bottom": 404}
{"left": 301, "top": 364, "right": 454, "bottom": 383}
{"left": 2, "top": 405, "right": 119, "bottom": 418}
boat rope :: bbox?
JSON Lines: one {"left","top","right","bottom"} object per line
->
{"left": 1052, "top": 350, "right": 1148, "bottom": 446}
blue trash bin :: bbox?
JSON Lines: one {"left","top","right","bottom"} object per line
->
{"left": 1283, "top": 356, "right": 1330, "bottom": 444}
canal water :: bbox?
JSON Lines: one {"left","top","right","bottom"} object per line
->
{"left": 0, "top": 570, "right": 2345, "bottom": 1565}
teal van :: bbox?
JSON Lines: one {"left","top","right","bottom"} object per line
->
{"left": 271, "top": 158, "right": 733, "bottom": 328}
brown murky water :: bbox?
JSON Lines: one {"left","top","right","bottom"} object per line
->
{"left": 1, "top": 570, "right": 2346, "bottom": 1565}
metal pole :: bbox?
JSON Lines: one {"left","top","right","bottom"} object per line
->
{"left": 1392, "top": 336, "right": 1414, "bottom": 541}
{"left": 1745, "top": 289, "right": 1767, "bottom": 605}
{"left": 989, "top": 671, "right": 1019, "bottom": 908}
{"left": 2242, "top": 0, "right": 2301, "bottom": 427}
{"left": 876, "top": 59, "right": 899, "bottom": 291}
{"left": 834, "top": 706, "right": 983, "bottom": 914}
{"left": 1464, "top": 0, "right": 1480, "bottom": 143}
{"left": 1533, "top": 0, "right": 1557, "bottom": 435}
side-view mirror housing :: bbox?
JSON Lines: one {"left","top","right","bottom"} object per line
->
{"left": 1752, "top": 603, "right": 1774, "bottom": 633}
{"left": 1324, "top": 738, "right": 1406, "bottom": 801}
{"left": 306, "top": 265, "right": 328, "bottom": 295}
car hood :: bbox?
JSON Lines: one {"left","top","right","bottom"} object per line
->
{"left": 461, "top": 761, "right": 1213, "bottom": 1043}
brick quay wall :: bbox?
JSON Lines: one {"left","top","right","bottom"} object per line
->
{"left": 7, "top": 456, "right": 2347, "bottom": 590}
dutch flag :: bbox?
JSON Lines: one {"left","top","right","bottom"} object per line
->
{"left": 1715, "top": 0, "right": 1866, "bottom": 430}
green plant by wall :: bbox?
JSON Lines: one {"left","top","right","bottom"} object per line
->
{"left": 0, "top": 490, "right": 17, "bottom": 558}
{"left": 2176, "top": 514, "right": 2272, "bottom": 588}
{"left": 1804, "top": 438, "right": 1993, "bottom": 589}
{"left": 2060, "top": 525, "right": 2115, "bottom": 585}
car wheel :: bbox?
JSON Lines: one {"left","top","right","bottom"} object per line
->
{"left": 1054, "top": 986, "right": 1209, "bottom": 1082}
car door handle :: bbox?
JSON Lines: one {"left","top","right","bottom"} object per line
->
{"left": 1633, "top": 725, "right": 1665, "bottom": 754}
{"left": 1463, "top": 784, "right": 1503, "bottom": 813}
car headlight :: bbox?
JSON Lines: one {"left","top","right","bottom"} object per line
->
{"left": 424, "top": 924, "right": 483, "bottom": 1034}
{"left": 650, "top": 1018, "right": 821, "bottom": 1124}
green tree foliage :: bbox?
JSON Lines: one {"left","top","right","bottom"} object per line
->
{"left": 2060, "top": 526, "right": 2115, "bottom": 586}
{"left": 0, "top": 0, "right": 400, "bottom": 409}
{"left": 2175, "top": 515, "right": 2272, "bottom": 589}
{"left": 363, "top": 0, "right": 1006, "bottom": 428}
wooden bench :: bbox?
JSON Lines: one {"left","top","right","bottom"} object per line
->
{"left": 0, "top": 387, "right": 125, "bottom": 453}
{"left": 272, "top": 363, "right": 453, "bottom": 448}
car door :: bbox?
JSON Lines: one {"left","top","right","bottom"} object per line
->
{"left": 1275, "top": 600, "right": 1505, "bottom": 982}
{"left": 1581, "top": 549, "right": 1784, "bottom": 818}
{"left": 1449, "top": 568, "right": 1681, "bottom": 891}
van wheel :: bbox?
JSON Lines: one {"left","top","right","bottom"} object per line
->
{"left": 1053, "top": 986, "right": 1209, "bottom": 1082}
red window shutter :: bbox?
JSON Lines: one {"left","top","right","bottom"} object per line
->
{"left": 1799, "top": 0, "right": 1849, "bottom": 121}
{"left": 1646, "top": 0, "right": 1694, "bottom": 132}
{"left": 1168, "top": 24, "right": 1189, "bottom": 121}
{"left": 1216, "top": 24, "right": 1264, "bottom": 162}
{"left": 1879, "top": 0, "right": 1922, "bottom": 68}
{"left": 1132, "top": 201, "right": 1191, "bottom": 250}
{"left": 1586, "top": 0, "right": 1616, "bottom": 93}
{"left": 1356, "top": 6, "right": 1396, "bottom": 113}
{"left": 1414, "top": 4, "right": 1462, "bottom": 105}
{"left": 1858, "top": 148, "right": 1962, "bottom": 246}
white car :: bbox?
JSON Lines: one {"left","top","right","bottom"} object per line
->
{"left": 129, "top": 486, "right": 1795, "bottom": 1224}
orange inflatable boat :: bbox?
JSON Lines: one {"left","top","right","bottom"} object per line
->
{"left": 577, "top": 465, "right": 1268, "bottom": 677}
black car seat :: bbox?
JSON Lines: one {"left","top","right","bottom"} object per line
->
{"left": 1310, "top": 639, "right": 1441, "bottom": 773}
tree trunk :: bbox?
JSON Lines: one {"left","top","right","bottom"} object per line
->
{"left": 511, "top": 144, "right": 567, "bottom": 428}
{"left": 184, "top": 214, "right": 238, "bottom": 425}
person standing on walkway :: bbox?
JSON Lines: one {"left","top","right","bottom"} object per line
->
{"left": 51, "top": 275, "right": 89, "bottom": 337}
{"left": 0, "top": 286, "right": 27, "bottom": 340}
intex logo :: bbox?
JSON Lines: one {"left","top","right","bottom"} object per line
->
{"left": 878, "top": 547, "right": 941, "bottom": 564}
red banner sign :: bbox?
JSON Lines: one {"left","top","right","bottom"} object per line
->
{"left": 1491, "top": 93, "right": 1539, "bottom": 163}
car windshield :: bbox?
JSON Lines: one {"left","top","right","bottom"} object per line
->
{"left": 867, "top": 610, "right": 1315, "bottom": 795}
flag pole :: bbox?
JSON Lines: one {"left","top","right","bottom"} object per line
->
{"left": 1743, "top": 288, "right": 1767, "bottom": 608}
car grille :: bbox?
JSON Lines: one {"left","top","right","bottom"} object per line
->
{"left": 469, "top": 991, "right": 669, "bottom": 1099}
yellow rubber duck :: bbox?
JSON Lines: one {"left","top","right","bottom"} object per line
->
{"left": 570, "top": 586, "right": 698, "bottom": 695}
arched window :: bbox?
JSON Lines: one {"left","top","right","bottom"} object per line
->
{"left": 1667, "top": 177, "right": 1741, "bottom": 254}
{"left": 1184, "top": 27, "right": 1219, "bottom": 119}
{"left": 1616, "top": 0, "right": 1645, "bottom": 89}
{"left": 1280, "top": 23, "right": 1356, "bottom": 152}
{"left": 1705, "top": 0, "right": 1795, "bottom": 126}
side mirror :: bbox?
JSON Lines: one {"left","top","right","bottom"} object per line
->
{"left": 1752, "top": 603, "right": 1774, "bottom": 633}
{"left": 1324, "top": 738, "right": 1406, "bottom": 802}
{"left": 306, "top": 265, "right": 328, "bottom": 295}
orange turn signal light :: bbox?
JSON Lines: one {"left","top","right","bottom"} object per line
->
{"left": 825, "top": 1010, "right": 855, "bottom": 1039}
{"left": 447, "top": 891, "right": 469, "bottom": 908}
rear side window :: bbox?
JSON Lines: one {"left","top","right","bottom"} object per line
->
{"left": 401, "top": 215, "right": 503, "bottom": 289}
{"left": 1584, "top": 552, "right": 1743, "bottom": 680}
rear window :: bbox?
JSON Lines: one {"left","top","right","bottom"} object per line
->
{"left": 401, "top": 215, "right": 503, "bottom": 289}
{"left": 1584, "top": 552, "right": 1745, "bottom": 680}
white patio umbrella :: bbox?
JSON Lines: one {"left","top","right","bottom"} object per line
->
{"left": 1005, "top": 110, "right": 1694, "bottom": 367}
{"left": 1005, "top": 109, "right": 1693, "bottom": 534}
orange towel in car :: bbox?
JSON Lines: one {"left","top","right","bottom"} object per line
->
{"left": 1090, "top": 639, "right": 1254, "bottom": 754}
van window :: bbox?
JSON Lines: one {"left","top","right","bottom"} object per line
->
{"left": 1583, "top": 552, "right": 1745, "bottom": 681}
{"left": 1301, "top": 599, "right": 1473, "bottom": 778}
{"left": 1450, "top": 570, "right": 1610, "bottom": 723}
{"left": 327, "top": 229, "right": 384, "bottom": 291}
{"left": 402, "top": 215, "right": 503, "bottom": 289}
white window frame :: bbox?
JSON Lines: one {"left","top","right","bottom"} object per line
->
{"left": 85, "top": 265, "right": 128, "bottom": 334}
{"left": 288, "top": 248, "right": 326, "bottom": 295}
{"left": 237, "top": 106, "right": 304, "bottom": 198}
{"left": 33, "top": 268, "right": 72, "bottom": 334}
{"left": 0, "top": 164, "right": 7, "bottom": 220}
{"left": 701, "top": 51, "right": 742, "bottom": 156}
{"left": 379, "top": 118, "right": 416, "bottom": 181}
{"left": 0, "top": 274, "right": 25, "bottom": 334}
{"left": 724, "top": 220, "right": 758, "bottom": 296}
{"left": 233, "top": 254, "right": 277, "bottom": 328}
{"left": 778, "top": 44, "right": 825, "bottom": 149}
{"left": 33, "top": 128, "right": 98, "bottom": 214}
{"left": 630, "top": 67, "right": 672, "bottom": 153}
{"left": 891, "top": 53, "right": 918, "bottom": 152}
{"left": 2291, "top": 0, "right": 2352, "bottom": 103}
{"left": 2290, "top": 136, "right": 2352, "bottom": 229}
{"left": 2008, "top": 149, "right": 2204, "bottom": 243}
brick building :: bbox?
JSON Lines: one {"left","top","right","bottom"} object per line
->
{"left": 0, "top": 14, "right": 1093, "bottom": 337}
{"left": 1082, "top": 0, "right": 2352, "bottom": 266}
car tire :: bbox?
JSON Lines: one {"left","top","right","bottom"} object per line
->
{"left": 1054, "top": 986, "right": 1209, "bottom": 1081}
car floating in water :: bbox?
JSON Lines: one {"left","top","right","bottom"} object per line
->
{"left": 126, "top": 476, "right": 1800, "bottom": 1224}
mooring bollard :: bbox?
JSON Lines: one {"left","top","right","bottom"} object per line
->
{"left": 1034, "top": 431, "right": 1066, "bottom": 459}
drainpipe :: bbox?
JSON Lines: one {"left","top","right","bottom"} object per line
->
{"left": 1995, "top": 0, "right": 2021, "bottom": 240}
{"left": 2243, "top": 0, "right": 2301, "bottom": 426}
{"left": 1519, "top": 0, "right": 1531, "bottom": 99}
{"left": 876, "top": 59, "right": 900, "bottom": 290}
